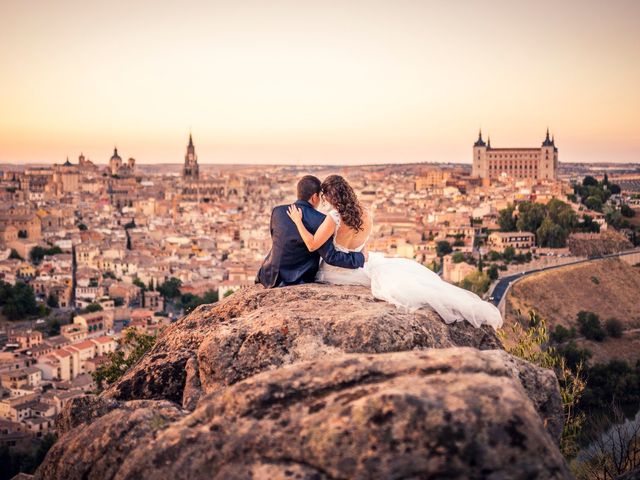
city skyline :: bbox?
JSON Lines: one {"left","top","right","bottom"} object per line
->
{"left": 1, "top": 0, "right": 639, "bottom": 165}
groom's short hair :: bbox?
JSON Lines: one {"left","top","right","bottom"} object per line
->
{"left": 297, "top": 175, "right": 321, "bottom": 201}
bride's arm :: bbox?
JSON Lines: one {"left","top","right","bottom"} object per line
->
{"left": 287, "top": 205, "right": 335, "bottom": 252}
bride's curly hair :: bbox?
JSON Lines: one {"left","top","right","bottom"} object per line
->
{"left": 321, "top": 175, "right": 365, "bottom": 231}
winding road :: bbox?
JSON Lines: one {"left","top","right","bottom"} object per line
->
{"left": 489, "top": 248, "right": 640, "bottom": 307}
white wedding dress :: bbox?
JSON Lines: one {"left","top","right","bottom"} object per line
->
{"left": 316, "top": 209, "right": 503, "bottom": 330}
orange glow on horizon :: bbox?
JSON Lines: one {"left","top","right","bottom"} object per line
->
{"left": 1, "top": 0, "right": 639, "bottom": 165}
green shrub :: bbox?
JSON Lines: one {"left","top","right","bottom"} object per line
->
{"left": 577, "top": 311, "right": 606, "bottom": 341}
{"left": 92, "top": 329, "right": 156, "bottom": 392}
{"left": 498, "top": 310, "right": 586, "bottom": 458}
{"left": 604, "top": 318, "right": 623, "bottom": 338}
{"left": 550, "top": 324, "right": 577, "bottom": 343}
{"left": 451, "top": 252, "right": 465, "bottom": 263}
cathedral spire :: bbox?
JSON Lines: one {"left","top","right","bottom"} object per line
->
{"left": 188, "top": 133, "right": 193, "bottom": 148}
{"left": 474, "top": 129, "right": 486, "bottom": 147}
{"left": 542, "top": 127, "right": 553, "bottom": 147}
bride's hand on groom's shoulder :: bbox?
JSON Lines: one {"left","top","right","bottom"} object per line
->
{"left": 286, "top": 204, "right": 303, "bottom": 225}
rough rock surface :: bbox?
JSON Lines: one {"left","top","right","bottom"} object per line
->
{"left": 35, "top": 284, "right": 571, "bottom": 479}
{"left": 103, "top": 284, "right": 502, "bottom": 408}
{"left": 37, "top": 349, "right": 570, "bottom": 480}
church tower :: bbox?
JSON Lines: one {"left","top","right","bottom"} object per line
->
{"left": 109, "top": 147, "right": 122, "bottom": 175}
{"left": 183, "top": 133, "right": 199, "bottom": 180}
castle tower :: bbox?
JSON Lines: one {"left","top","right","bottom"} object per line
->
{"left": 183, "top": 133, "right": 199, "bottom": 180}
{"left": 539, "top": 128, "right": 558, "bottom": 180}
{"left": 472, "top": 130, "right": 488, "bottom": 178}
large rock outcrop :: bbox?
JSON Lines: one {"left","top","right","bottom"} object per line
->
{"left": 35, "top": 284, "right": 571, "bottom": 479}
{"left": 101, "top": 284, "right": 502, "bottom": 409}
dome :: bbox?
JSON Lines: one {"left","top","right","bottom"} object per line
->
{"left": 111, "top": 147, "right": 122, "bottom": 160}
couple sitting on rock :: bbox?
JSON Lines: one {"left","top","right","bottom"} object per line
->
{"left": 257, "top": 175, "right": 503, "bottom": 330}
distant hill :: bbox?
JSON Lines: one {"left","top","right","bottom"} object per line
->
{"left": 506, "top": 257, "right": 640, "bottom": 364}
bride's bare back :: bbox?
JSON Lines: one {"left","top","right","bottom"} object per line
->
{"left": 334, "top": 208, "right": 372, "bottom": 250}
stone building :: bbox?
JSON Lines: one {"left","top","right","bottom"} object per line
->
{"left": 488, "top": 231, "right": 536, "bottom": 253}
{"left": 109, "top": 147, "right": 135, "bottom": 177}
{"left": 52, "top": 158, "right": 80, "bottom": 193}
{"left": 180, "top": 134, "right": 246, "bottom": 202}
{"left": 472, "top": 129, "right": 558, "bottom": 181}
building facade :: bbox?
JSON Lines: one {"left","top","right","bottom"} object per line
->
{"left": 488, "top": 231, "right": 536, "bottom": 253}
{"left": 472, "top": 130, "right": 558, "bottom": 181}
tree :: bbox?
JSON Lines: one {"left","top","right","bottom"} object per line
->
{"left": 546, "top": 198, "right": 578, "bottom": 231}
{"left": 537, "top": 217, "right": 567, "bottom": 248}
{"left": 581, "top": 215, "right": 600, "bottom": 233}
{"left": 451, "top": 252, "right": 465, "bottom": 263}
{"left": 77, "top": 223, "right": 87, "bottom": 231}
{"left": 577, "top": 311, "right": 606, "bottom": 341}
{"left": 550, "top": 324, "right": 576, "bottom": 343}
{"left": 223, "top": 289, "right": 235, "bottom": 298}
{"left": 556, "top": 341, "right": 591, "bottom": 372}
{"left": 585, "top": 196, "right": 603, "bottom": 212}
{"left": 516, "top": 201, "right": 546, "bottom": 233}
{"left": 157, "top": 277, "right": 182, "bottom": 299}
{"left": 605, "top": 318, "right": 623, "bottom": 338}
{"left": 582, "top": 176, "right": 599, "bottom": 187}
{"left": 487, "top": 264, "right": 499, "bottom": 281}
{"left": 609, "top": 183, "right": 621, "bottom": 195}
{"left": 502, "top": 245, "right": 515, "bottom": 262}
{"left": 0, "top": 432, "right": 57, "bottom": 480}
{"left": 498, "top": 204, "right": 517, "bottom": 231}
{"left": 46, "top": 293, "right": 59, "bottom": 308}
{"left": 487, "top": 250, "right": 501, "bottom": 262}
{"left": 621, "top": 204, "right": 636, "bottom": 218}
{"left": 436, "top": 240, "right": 452, "bottom": 257}
{"left": 458, "top": 270, "right": 490, "bottom": 295}
{"left": 133, "top": 278, "right": 147, "bottom": 293}
{"left": 84, "top": 302, "right": 103, "bottom": 313}
{"left": 573, "top": 404, "right": 640, "bottom": 480}
{"left": 202, "top": 289, "right": 219, "bottom": 303}
{"left": 92, "top": 328, "right": 156, "bottom": 392}
{"left": 8, "top": 249, "right": 22, "bottom": 260}
{"left": 30, "top": 245, "right": 63, "bottom": 265}
{"left": 0, "top": 281, "right": 40, "bottom": 320}
{"left": 46, "top": 317, "right": 62, "bottom": 336}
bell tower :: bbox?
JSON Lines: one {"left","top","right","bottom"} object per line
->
{"left": 182, "top": 133, "right": 199, "bottom": 180}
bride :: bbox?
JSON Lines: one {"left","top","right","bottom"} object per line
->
{"left": 286, "top": 174, "right": 503, "bottom": 330}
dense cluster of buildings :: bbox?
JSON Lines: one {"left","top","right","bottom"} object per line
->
{"left": 2, "top": 130, "right": 634, "bottom": 450}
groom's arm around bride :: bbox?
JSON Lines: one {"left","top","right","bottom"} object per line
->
{"left": 256, "top": 175, "right": 366, "bottom": 288}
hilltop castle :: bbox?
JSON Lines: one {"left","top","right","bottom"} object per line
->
{"left": 472, "top": 129, "right": 558, "bottom": 181}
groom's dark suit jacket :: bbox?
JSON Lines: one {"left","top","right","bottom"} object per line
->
{"left": 256, "top": 199, "right": 365, "bottom": 288}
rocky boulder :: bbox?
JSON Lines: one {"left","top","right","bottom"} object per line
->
{"left": 102, "top": 284, "right": 503, "bottom": 410}
{"left": 35, "top": 284, "right": 571, "bottom": 479}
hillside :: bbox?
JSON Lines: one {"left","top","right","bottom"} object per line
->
{"left": 506, "top": 257, "right": 640, "bottom": 363}
{"left": 34, "top": 284, "right": 572, "bottom": 480}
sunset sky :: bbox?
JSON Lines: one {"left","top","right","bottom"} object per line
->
{"left": 1, "top": 0, "right": 639, "bottom": 165}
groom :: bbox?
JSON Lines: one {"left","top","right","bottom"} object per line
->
{"left": 256, "top": 175, "right": 367, "bottom": 288}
